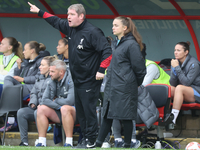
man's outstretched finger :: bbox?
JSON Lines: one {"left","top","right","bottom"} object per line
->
{"left": 28, "top": 2, "right": 33, "bottom": 6}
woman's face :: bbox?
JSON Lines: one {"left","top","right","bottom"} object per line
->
{"left": 112, "top": 19, "right": 126, "bottom": 38}
{"left": 39, "top": 59, "right": 49, "bottom": 75}
{"left": 0, "top": 38, "right": 12, "bottom": 54}
{"left": 56, "top": 40, "right": 68, "bottom": 55}
{"left": 23, "top": 43, "right": 32, "bottom": 59}
{"left": 174, "top": 44, "right": 188, "bottom": 60}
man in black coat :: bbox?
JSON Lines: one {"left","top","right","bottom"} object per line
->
{"left": 28, "top": 2, "right": 112, "bottom": 148}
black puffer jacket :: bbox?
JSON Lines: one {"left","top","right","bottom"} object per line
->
{"left": 136, "top": 85, "right": 159, "bottom": 128}
{"left": 102, "top": 32, "right": 146, "bottom": 120}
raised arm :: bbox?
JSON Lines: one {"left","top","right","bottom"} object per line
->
{"left": 28, "top": 2, "right": 69, "bottom": 35}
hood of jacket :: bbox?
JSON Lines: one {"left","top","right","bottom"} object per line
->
{"left": 23, "top": 50, "right": 50, "bottom": 64}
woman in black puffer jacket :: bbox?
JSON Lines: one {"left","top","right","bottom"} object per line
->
{"left": 96, "top": 16, "right": 146, "bottom": 148}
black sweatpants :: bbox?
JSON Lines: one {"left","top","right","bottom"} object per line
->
{"left": 74, "top": 85, "right": 100, "bottom": 143}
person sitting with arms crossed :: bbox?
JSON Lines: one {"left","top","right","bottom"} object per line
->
{"left": 35, "top": 60, "right": 75, "bottom": 147}
{"left": 47, "top": 37, "right": 71, "bottom": 133}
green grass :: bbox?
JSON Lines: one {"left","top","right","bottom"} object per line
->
{"left": 0, "top": 146, "right": 159, "bottom": 150}
{"left": 2, "top": 147, "right": 183, "bottom": 150}
{"left": 0, "top": 147, "right": 151, "bottom": 150}
{"left": 0, "top": 147, "right": 74, "bottom": 150}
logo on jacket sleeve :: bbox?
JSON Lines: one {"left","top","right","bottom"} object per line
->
{"left": 63, "top": 86, "right": 68, "bottom": 95}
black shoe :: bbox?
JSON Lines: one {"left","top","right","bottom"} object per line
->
{"left": 19, "top": 142, "right": 28, "bottom": 146}
{"left": 86, "top": 141, "right": 96, "bottom": 149}
{"left": 122, "top": 143, "right": 131, "bottom": 148}
{"left": 164, "top": 113, "right": 174, "bottom": 123}
{"left": 74, "top": 138, "right": 87, "bottom": 149}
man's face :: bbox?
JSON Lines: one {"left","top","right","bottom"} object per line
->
{"left": 67, "top": 9, "right": 83, "bottom": 27}
{"left": 49, "top": 66, "right": 61, "bottom": 81}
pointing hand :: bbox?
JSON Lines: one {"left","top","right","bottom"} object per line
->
{"left": 28, "top": 2, "right": 40, "bottom": 13}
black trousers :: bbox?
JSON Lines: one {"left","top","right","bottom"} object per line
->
{"left": 96, "top": 102, "right": 133, "bottom": 147}
{"left": 74, "top": 85, "right": 100, "bottom": 143}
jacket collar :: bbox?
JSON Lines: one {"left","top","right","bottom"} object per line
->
{"left": 37, "top": 74, "right": 50, "bottom": 82}
{"left": 180, "top": 54, "right": 191, "bottom": 68}
{"left": 59, "top": 70, "right": 69, "bottom": 86}
{"left": 115, "top": 32, "right": 135, "bottom": 43}
{"left": 113, "top": 32, "right": 134, "bottom": 47}
{"left": 24, "top": 51, "right": 50, "bottom": 64}
{"left": 74, "top": 19, "right": 87, "bottom": 30}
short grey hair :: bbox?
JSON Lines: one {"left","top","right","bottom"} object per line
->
{"left": 50, "top": 60, "right": 67, "bottom": 71}
{"left": 68, "top": 4, "right": 86, "bottom": 19}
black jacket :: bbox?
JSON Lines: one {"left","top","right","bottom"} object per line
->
{"left": 136, "top": 86, "right": 159, "bottom": 128}
{"left": 102, "top": 33, "right": 146, "bottom": 120}
{"left": 38, "top": 10, "right": 112, "bottom": 88}
{"left": 14, "top": 50, "right": 50, "bottom": 91}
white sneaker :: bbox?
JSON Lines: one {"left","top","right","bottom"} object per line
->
{"left": 35, "top": 139, "right": 39, "bottom": 146}
{"left": 101, "top": 142, "right": 111, "bottom": 148}
{"left": 130, "top": 140, "right": 141, "bottom": 148}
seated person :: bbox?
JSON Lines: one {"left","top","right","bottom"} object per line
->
{"left": 0, "top": 37, "right": 24, "bottom": 96}
{"left": 36, "top": 60, "right": 75, "bottom": 147}
{"left": 56, "top": 37, "right": 69, "bottom": 67}
{"left": 170, "top": 41, "right": 200, "bottom": 127}
{"left": 17, "top": 56, "right": 57, "bottom": 146}
{"left": 112, "top": 43, "right": 170, "bottom": 148}
{"left": 47, "top": 37, "right": 70, "bottom": 133}
{"left": 0, "top": 41, "right": 50, "bottom": 131}
{"left": 141, "top": 43, "right": 170, "bottom": 86}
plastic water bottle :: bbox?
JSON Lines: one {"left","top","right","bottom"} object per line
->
{"left": 155, "top": 141, "right": 161, "bottom": 149}
{"left": 163, "top": 132, "right": 173, "bottom": 138}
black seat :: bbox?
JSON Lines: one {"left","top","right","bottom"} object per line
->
{"left": 137, "top": 84, "right": 173, "bottom": 139}
{"left": 0, "top": 85, "right": 23, "bottom": 145}
{"left": 136, "top": 84, "right": 178, "bottom": 149}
